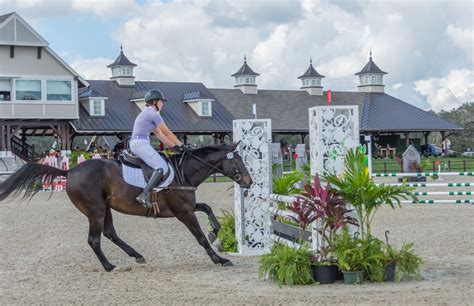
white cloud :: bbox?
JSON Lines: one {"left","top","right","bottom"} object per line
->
{"left": 414, "top": 69, "right": 474, "bottom": 112}
{"left": 2, "top": 0, "right": 139, "bottom": 19}
{"left": 70, "top": 57, "right": 111, "bottom": 80}
{"left": 4, "top": 0, "right": 472, "bottom": 111}
{"left": 392, "top": 83, "right": 402, "bottom": 90}
{"left": 446, "top": 24, "right": 473, "bottom": 63}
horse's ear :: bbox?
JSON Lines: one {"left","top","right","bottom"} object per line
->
{"left": 230, "top": 141, "right": 241, "bottom": 151}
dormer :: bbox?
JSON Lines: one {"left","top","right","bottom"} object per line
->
{"left": 183, "top": 91, "right": 213, "bottom": 117}
{"left": 78, "top": 87, "right": 107, "bottom": 117}
{"left": 355, "top": 51, "right": 387, "bottom": 93}
{"left": 298, "top": 58, "right": 325, "bottom": 96}
{"left": 231, "top": 56, "right": 259, "bottom": 94}
{"left": 107, "top": 45, "right": 137, "bottom": 86}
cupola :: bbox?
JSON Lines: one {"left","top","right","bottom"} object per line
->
{"left": 231, "top": 55, "right": 259, "bottom": 94}
{"left": 107, "top": 45, "right": 137, "bottom": 86}
{"left": 355, "top": 51, "right": 387, "bottom": 93}
{"left": 298, "top": 58, "right": 325, "bottom": 95}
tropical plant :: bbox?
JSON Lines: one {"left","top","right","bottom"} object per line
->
{"left": 297, "top": 175, "right": 358, "bottom": 262}
{"left": 286, "top": 197, "right": 319, "bottom": 243}
{"left": 259, "top": 242, "right": 314, "bottom": 287}
{"left": 272, "top": 170, "right": 304, "bottom": 210}
{"left": 272, "top": 170, "right": 304, "bottom": 195}
{"left": 324, "top": 147, "right": 417, "bottom": 240}
{"left": 215, "top": 210, "right": 237, "bottom": 253}
{"left": 383, "top": 242, "right": 423, "bottom": 281}
{"left": 333, "top": 228, "right": 368, "bottom": 272}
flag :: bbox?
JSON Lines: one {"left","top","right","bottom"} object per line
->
{"left": 327, "top": 89, "right": 332, "bottom": 105}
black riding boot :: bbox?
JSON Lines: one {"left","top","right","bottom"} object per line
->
{"left": 136, "top": 168, "right": 164, "bottom": 208}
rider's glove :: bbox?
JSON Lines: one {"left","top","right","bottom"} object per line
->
{"left": 172, "top": 144, "right": 185, "bottom": 153}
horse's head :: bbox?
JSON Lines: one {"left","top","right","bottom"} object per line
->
{"left": 220, "top": 142, "right": 253, "bottom": 189}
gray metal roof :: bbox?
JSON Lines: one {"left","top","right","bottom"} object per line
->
{"left": 355, "top": 55, "right": 387, "bottom": 75}
{"left": 361, "top": 94, "right": 462, "bottom": 132}
{"left": 209, "top": 89, "right": 366, "bottom": 132}
{"left": 71, "top": 80, "right": 235, "bottom": 134}
{"left": 0, "top": 12, "right": 14, "bottom": 24}
{"left": 183, "top": 91, "right": 211, "bottom": 100}
{"left": 78, "top": 87, "right": 106, "bottom": 98}
{"left": 231, "top": 57, "right": 260, "bottom": 76}
{"left": 107, "top": 47, "right": 137, "bottom": 68}
{"left": 298, "top": 60, "right": 325, "bottom": 79}
{"left": 209, "top": 89, "right": 461, "bottom": 133}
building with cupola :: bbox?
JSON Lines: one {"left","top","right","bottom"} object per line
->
{"left": 0, "top": 12, "right": 462, "bottom": 162}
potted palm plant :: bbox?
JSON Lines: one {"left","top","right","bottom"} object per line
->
{"left": 324, "top": 147, "right": 417, "bottom": 240}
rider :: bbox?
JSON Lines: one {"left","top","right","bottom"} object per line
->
{"left": 130, "top": 89, "right": 184, "bottom": 208}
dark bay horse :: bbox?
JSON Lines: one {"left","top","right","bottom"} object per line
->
{"left": 0, "top": 143, "right": 252, "bottom": 271}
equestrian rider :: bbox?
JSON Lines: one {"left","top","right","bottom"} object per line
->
{"left": 130, "top": 89, "right": 183, "bottom": 208}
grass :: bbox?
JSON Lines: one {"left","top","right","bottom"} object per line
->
{"left": 372, "top": 157, "right": 474, "bottom": 173}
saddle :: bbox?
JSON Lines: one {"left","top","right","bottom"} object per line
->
{"left": 118, "top": 150, "right": 170, "bottom": 183}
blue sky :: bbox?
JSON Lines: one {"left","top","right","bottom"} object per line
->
{"left": 2, "top": 0, "right": 473, "bottom": 112}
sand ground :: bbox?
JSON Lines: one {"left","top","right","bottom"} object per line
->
{"left": 1, "top": 179, "right": 473, "bottom": 305}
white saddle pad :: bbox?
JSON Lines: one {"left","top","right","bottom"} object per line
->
{"left": 122, "top": 163, "right": 175, "bottom": 192}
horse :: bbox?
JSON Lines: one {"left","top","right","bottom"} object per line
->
{"left": 0, "top": 142, "right": 252, "bottom": 271}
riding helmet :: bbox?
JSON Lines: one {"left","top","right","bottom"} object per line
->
{"left": 144, "top": 89, "right": 167, "bottom": 104}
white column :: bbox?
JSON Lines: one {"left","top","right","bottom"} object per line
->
{"left": 309, "top": 105, "right": 359, "bottom": 176}
{"left": 233, "top": 119, "right": 272, "bottom": 255}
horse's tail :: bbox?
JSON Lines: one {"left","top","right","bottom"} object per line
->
{"left": 0, "top": 163, "right": 68, "bottom": 201}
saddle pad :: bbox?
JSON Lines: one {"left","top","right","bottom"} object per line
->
{"left": 122, "top": 163, "right": 175, "bottom": 192}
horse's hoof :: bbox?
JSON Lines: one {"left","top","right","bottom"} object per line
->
{"left": 222, "top": 261, "right": 234, "bottom": 267}
{"left": 208, "top": 232, "right": 217, "bottom": 243}
{"left": 136, "top": 257, "right": 146, "bottom": 264}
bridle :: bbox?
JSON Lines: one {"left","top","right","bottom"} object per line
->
{"left": 183, "top": 149, "right": 244, "bottom": 183}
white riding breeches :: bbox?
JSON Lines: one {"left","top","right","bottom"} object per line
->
{"left": 130, "top": 139, "right": 169, "bottom": 173}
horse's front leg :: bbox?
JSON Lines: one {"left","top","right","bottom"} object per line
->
{"left": 195, "top": 202, "right": 220, "bottom": 243}
{"left": 176, "top": 210, "right": 232, "bottom": 267}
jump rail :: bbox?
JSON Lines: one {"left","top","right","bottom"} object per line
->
{"left": 373, "top": 172, "right": 473, "bottom": 177}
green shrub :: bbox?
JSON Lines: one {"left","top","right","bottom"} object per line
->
{"left": 259, "top": 243, "right": 314, "bottom": 287}
{"left": 69, "top": 151, "right": 91, "bottom": 167}
{"left": 216, "top": 210, "right": 237, "bottom": 253}
{"left": 396, "top": 243, "right": 423, "bottom": 281}
{"left": 272, "top": 170, "right": 304, "bottom": 210}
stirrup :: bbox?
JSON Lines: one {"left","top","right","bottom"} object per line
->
{"left": 136, "top": 193, "right": 152, "bottom": 208}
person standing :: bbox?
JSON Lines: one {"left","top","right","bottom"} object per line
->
{"left": 130, "top": 89, "right": 183, "bottom": 207}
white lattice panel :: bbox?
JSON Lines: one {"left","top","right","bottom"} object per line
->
{"left": 233, "top": 119, "right": 272, "bottom": 255}
{"left": 309, "top": 106, "right": 359, "bottom": 176}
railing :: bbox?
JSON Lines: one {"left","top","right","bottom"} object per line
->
{"left": 372, "top": 159, "right": 474, "bottom": 173}
{"left": 10, "top": 136, "right": 38, "bottom": 162}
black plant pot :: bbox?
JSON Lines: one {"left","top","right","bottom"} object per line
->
{"left": 312, "top": 265, "right": 336, "bottom": 284}
{"left": 334, "top": 265, "right": 344, "bottom": 281}
{"left": 385, "top": 263, "right": 396, "bottom": 281}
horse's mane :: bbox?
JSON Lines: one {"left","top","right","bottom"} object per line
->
{"left": 168, "top": 144, "right": 229, "bottom": 161}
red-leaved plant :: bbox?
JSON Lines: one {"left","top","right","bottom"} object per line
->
{"left": 286, "top": 197, "right": 319, "bottom": 244}
{"left": 296, "top": 175, "right": 358, "bottom": 262}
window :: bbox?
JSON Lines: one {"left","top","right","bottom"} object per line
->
{"left": 201, "top": 101, "right": 211, "bottom": 116}
{"left": 47, "top": 80, "right": 71, "bottom": 101}
{"left": 127, "top": 68, "right": 131, "bottom": 75}
{"left": 246, "top": 77, "right": 250, "bottom": 83}
{"left": 91, "top": 99, "right": 104, "bottom": 116}
{"left": 15, "top": 80, "right": 41, "bottom": 100}
{"left": 316, "top": 79, "right": 321, "bottom": 86}
{"left": 0, "top": 80, "right": 11, "bottom": 101}
{"left": 372, "top": 75, "right": 376, "bottom": 83}
{"left": 312, "top": 79, "right": 316, "bottom": 86}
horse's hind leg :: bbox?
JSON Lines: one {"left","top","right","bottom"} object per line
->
{"left": 195, "top": 203, "right": 220, "bottom": 243}
{"left": 176, "top": 210, "right": 232, "bottom": 267}
{"left": 87, "top": 211, "right": 116, "bottom": 272}
{"left": 103, "top": 208, "right": 146, "bottom": 264}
